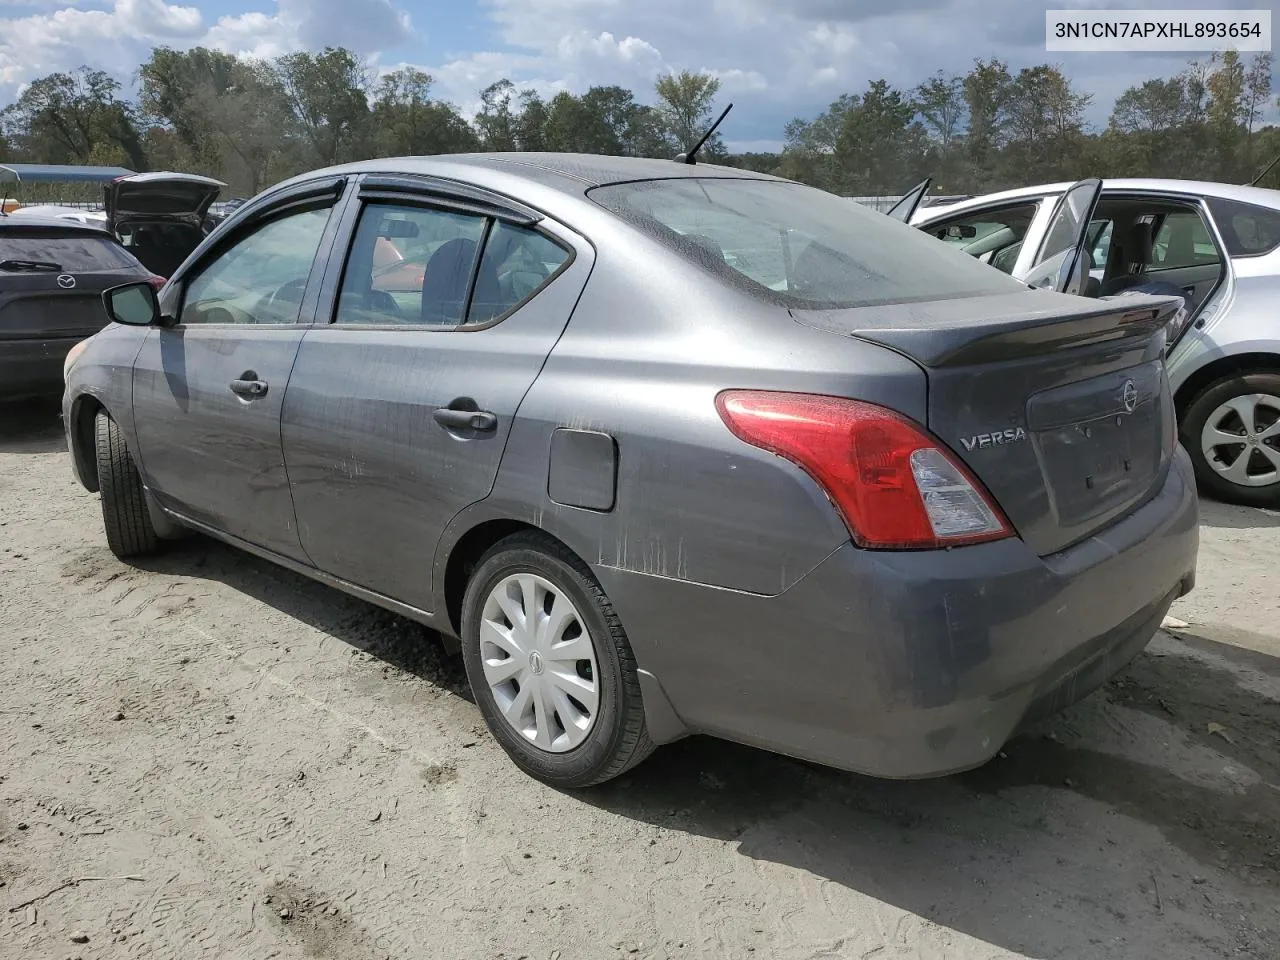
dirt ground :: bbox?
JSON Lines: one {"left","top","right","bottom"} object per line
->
{"left": 1, "top": 397, "right": 1278, "bottom": 960}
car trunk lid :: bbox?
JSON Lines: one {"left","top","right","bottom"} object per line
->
{"left": 793, "top": 288, "right": 1183, "bottom": 556}
{"left": 104, "top": 172, "right": 224, "bottom": 227}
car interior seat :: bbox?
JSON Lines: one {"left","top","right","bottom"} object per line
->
{"left": 420, "top": 238, "right": 501, "bottom": 326}
{"left": 1100, "top": 221, "right": 1154, "bottom": 296}
{"left": 1082, "top": 249, "right": 1102, "bottom": 298}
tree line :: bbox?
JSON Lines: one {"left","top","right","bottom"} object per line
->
{"left": 0, "top": 46, "right": 1276, "bottom": 200}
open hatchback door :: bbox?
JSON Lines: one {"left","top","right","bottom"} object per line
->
{"left": 884, "top": 178, "right": 932, "bottom": 223}
{"left": 104, "top": 172, "right": 224, "bottom": 228}
{"left": 1015, "top": 177, "right": 1102, "bottom": 295}
{"left": 103, "top": 172, "right": 225, "bottom": 278}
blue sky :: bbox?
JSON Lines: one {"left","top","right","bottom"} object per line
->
{"left": 1, "top": 0, "right": 1275, "bottom": 153}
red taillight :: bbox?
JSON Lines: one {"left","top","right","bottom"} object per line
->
{"left": 715, "top": 390, "right": 1013, "bottom": 550}
{"left": 147, "top": 275, "right": 166, "bottom": 290}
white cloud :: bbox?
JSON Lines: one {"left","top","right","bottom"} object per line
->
{"left": 0, "top": 0, "right": 414, "bottom": 102}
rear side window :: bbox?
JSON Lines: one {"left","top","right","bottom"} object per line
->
{"left": 1205, "top": 197, "right": 1280, "bottom": 258}
{"left": 589, "top": 178, "right": 1024, "bottom": 309}
{"left": 0, "top": 234, "right": 137, "bottom": 272}
{"left": 1151, "top": 211, "right": 1221, "bottom": 270}
{"left": 334, "top": 202, "right": 570, "bottom": 328}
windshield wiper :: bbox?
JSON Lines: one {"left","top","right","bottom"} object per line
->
{"left": 0, "top": 258, "right": 63, "bottom": 272}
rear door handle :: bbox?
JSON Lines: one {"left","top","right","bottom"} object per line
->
{"left": 433, "top": 407, "right": 497, "bottom": 431}
{"left": 230, "top": 378, "right": 269, "bottom": 399}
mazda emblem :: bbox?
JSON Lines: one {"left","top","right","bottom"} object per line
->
{"left": 56, "top": 274, "right": 76, "bottom": 289}
{"left": 1121, "top": 379, "right": 1138, "bottom": 413}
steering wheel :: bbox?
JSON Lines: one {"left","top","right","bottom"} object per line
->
{"left": 263, "top": 278, "right": 307, "bottom": 310}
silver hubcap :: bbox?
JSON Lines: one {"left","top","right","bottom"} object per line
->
{"left": 1200, "top": 393, "right": 1280, "bottom": 488}
{"left": 479, "top": 574, "right": 599, "bottom": 753}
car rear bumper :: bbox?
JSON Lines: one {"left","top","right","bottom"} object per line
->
{"left": 0, "top": 336, "right": 84, "bottom": 400}
{"left": 599, "top": 447, "right": 1199, "bottom": 779}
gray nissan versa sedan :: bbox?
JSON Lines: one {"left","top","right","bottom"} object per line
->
{"left": 62, "top": 154, "right": 1199, "bottom": 788}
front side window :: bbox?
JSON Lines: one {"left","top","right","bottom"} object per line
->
{"left": 925, "top": 202, "right": 1041, "bottom": 275}
{"left": 335, "top": 202, "right": 570, "bottom": 327}
{"left": 591, "top": 178, "right": 1025, "bottom": 308}
{"left": 181, "top": 206, "right": 331, "bottom": 325}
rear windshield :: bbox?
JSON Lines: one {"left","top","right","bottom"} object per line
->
{"left": 588, "top": 177, "right": 1025, "bottom": 309}
{"left": 0, "top": 233, "right": 138, "bottom": 272}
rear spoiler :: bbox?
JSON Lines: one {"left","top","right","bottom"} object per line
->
{"left": 799, "top": 294, "right": 1184, "bottom": 368}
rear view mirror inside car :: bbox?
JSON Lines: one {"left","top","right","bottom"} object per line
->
{"left": 378, "top": 217, "right": 420, "bottom": 240}
{"left": 945, "top": 224, "right": 978, "bottom": 239}
{"left": 104, "top": 281, "right": 161, "bottom": 327}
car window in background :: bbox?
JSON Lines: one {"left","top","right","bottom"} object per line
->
{"left": 922, "top": 202, "right": 1041, "bottom": 275}
{"left": 335, "top": 204, "right": 570, "bottom": 327}
{"left": 1205, "top": 196, "right": 1280, "bottom": 257}
{"left": 1152, "top": 212, "right": 1221, "bottom": 270}
{"left": 0, "top": 234, "right": 138, "bottom": 272}
{"left": 181, "top": 206, "right": 331, "bottom": 325}
{"left": 590, "top": 178, "right": 1025, "bottom": 309}
{"left": 1086, "top": 219, "right": 1112, "bottom": 267}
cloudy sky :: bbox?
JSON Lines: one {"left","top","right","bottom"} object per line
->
{"left": 1, "top": 0, "right": 1275, "bottom": 151}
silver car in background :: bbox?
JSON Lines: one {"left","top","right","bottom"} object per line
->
{"left": 911, "top": 178, "right": 1280, "bottom": 509}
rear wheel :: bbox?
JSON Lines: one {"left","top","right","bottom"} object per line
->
{"left": 94, "top": 411, "right": 160, "bottom": 559}
{"left": 1181, "top": 371, "right": 1280, "bottom": 509}
{"left": 460, "top": 532, "right": 654, "bottom": 788}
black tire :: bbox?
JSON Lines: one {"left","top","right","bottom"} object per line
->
{"left": 460, "top": 532, "right": 654, "bottom": 788}
{"left": 94, "top": 411, "right": 160, "bottom": 559}
{"left": 1180, "top": 370, "right": 1280, "bottom": 509}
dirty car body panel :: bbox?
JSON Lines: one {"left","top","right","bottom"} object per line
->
{"left": 64, "top": 154, "right": 1199, "bottom": 780}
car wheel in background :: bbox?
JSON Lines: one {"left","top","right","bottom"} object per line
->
{"left": 1181, "top": 370, "right": 1280, "bottom": 509}
{"left": 460, "top": 531, "right": 654, "bottom": 788}
{"left": 94, "top": 411, "right": 161, "bottom": 559}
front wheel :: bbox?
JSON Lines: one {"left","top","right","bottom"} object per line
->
{"left": 94, "top": 411, "right": 160, "bottom": 559}
{"left": 1181, "top": 371, "right": 1280, "bottom": 509}
{"left": 460, "top": 532, "right": 654, "bottom": 788}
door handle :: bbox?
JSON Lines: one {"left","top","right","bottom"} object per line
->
{"left": 230, "top": 378, "right": 269, "bottom": 399}
{"left": 433, "top": 407, "right": 497, "bottom": 431}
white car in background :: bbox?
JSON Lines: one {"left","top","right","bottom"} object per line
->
{"left": 6, "top": 204, "right": 109, "bottom": 228}
{"left": 901, "top": 177, "right": 1280, "bottom": 509}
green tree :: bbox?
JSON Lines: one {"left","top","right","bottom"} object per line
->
{"left": 779, "top": 93, "right": 858, "bottom": 189}
{"left": 513, "top": 90, "right": 549, "bottom": 152}
{"left": 962, "top": 58, "right": 1013, "bottom": 189}
{"left": 1002, "top": 65, "right": 1093, "bottom": 182}
{"left": 914, "top": 71, "right": 967, "bottom": 190}
{"left": 276, "top": 47, "right": 370, "bottom": 167}
{"left": 654, "top": 70, "right": 723, "bottom": 157}
{"left": 138, "top": 46, "right": 238, "bottom": 172}
{"left": 474, "top": 80, "right": 519, "bottom": 151}
{"left": 2, "top": 67, "right": 147, "bottom": 170}
{"left": 370, "top": 68, "right": 478, "bottom": 158}
{"left": 1243, "top": 52, "right": 1274, "bottom": 171}
{"left": 833, "top": 80, "right": 927, "bottom": 195}
{"left": 1206, "top": 50, "right": 1247, "bottom": 180}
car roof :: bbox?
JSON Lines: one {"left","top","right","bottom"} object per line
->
{"left": 295, "top": 152, "right": 783, "bottom": 195}
{"left": 918, "top": 178, "right": 1280, "bottom": 220}
{"left": 0, "top": 213, "right": 114, "bottom": 235}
